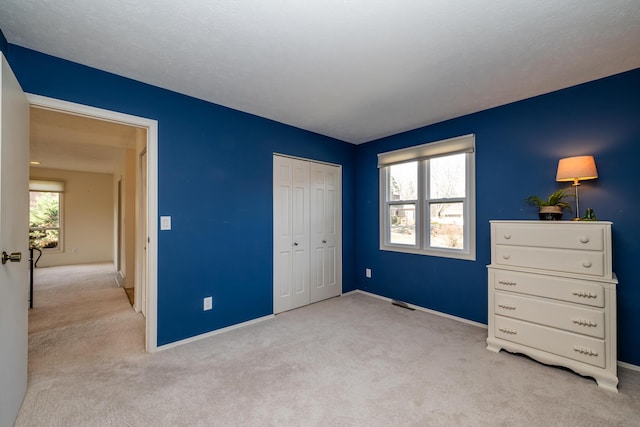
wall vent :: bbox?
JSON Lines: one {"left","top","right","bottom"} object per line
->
{"left": 391, "top": 300, "right": 415, "bottom": 311}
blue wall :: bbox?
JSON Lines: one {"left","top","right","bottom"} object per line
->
{"left": 0, "top": 29, "right": 7, "bottom": 55}
{"left": 6, "top": 45, "right": 357, "bottom": 346}
{"left": 6, "top": 40, "right": 640, "bottom": 366}
{"left": 355, "top": 68, "right": 640, "bottom": 365}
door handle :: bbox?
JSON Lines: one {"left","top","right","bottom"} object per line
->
{"left": 2, "top": 251, "right": 22, "bottom": 265}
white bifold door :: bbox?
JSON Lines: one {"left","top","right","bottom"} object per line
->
{"left": 273, "top": 155, "right": 342, "bottom": 314}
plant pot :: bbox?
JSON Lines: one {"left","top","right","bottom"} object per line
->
{"left": 538, "top": 205, "right": 563, "bottom": 221}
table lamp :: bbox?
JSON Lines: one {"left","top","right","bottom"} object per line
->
{"left": 556, "top": 155, "right": 598, "bottom": 220}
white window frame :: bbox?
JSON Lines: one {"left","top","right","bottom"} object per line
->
{"left": 378, "top": 134, "right": 476, "bottom": 260}
{"left": 29, "top": 179, "right": 65, "bottom": 252}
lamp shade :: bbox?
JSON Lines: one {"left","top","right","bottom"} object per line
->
{"left": 556, "top": 155, "right": 598, "bottom": 182}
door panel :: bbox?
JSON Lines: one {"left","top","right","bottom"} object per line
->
{"left": 273, "top": 156, "right": 310, "bottom": 313}
{"left": 290, "top": 159, "right": 309, "bottom": 310}
{"left": 273, "top": 158, "right": 293, "bottom": 313}
{"left": 0, "top": 52, "right": 30, "bottom": 427}
{"left": 310, "top": 162, "right": 341, "bottom": 304}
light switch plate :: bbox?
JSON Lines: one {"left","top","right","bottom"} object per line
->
{"left": 160, "top": 216, "right": 171, "bottom": 230}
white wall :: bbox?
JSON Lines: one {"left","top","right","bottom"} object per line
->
{"left": 30, "top": 167, "right": 114, "bottom": 267}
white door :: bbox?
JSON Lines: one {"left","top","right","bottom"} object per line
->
{"left": 273, "top": 155, "right": 342, "bottom": 314}
{"left": 0, "top": 52, "right": 30, "bottom": 427}
{"left": 273, "top": 156, "right": 310, "bottom": 314}
{"left": 309, "top": 163, "right": 342, "bottom": 303}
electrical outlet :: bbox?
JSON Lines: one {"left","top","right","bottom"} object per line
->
{"left": 365, "top": 268, "right": 372, "bottom": 278}
{"left": 203, "top": 296, "right": 213, "bottom": 311}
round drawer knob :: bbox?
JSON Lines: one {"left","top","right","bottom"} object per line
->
{"left": 582, "top": 260, "right": 592, "bottom": 268}
{"left": 579, "top": 236, "right": 590, "bottom": 244}
{"left": 502, "top": 254, "right": 511, "bottom": 260}
{"left": 503, "top": 233, "right": 511, "bottom": 240}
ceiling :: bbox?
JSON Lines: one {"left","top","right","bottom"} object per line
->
{"left": 1, "top": 0, "right": 639, "bottom": 147}
{"left": 30, "top": 107, "right": 142, "bottom": 174}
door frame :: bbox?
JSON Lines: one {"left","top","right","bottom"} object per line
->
{"left": 27, "top": 93, "right": 160, "bottom": 352}
{"left": 137, "top": 148, "right": 148, "bottom": 317}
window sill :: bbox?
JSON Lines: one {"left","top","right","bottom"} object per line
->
{"left": 380, "top": 245, "right": 476, "bottom": 261}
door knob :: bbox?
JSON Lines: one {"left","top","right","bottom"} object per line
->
{"left": 1, "top": 251, "right": 22, "bottom": 265}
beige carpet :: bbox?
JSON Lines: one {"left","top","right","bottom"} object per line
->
{"left": 15, "top": 263, "right": 640, "bottom": 426}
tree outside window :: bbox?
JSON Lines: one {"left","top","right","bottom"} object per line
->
{"left": 29, "top": 190, "right": 62, "bottom": 250}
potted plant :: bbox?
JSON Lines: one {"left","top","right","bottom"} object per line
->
{"left": 526, "top": 189, "right": 573, "bottom": 220}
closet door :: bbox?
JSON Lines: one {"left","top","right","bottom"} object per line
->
{"left": 310, "top": 163, "right": 342, "bottom": 304}
{"left": 273, "top": 156, "right": 310, "bottom": 314}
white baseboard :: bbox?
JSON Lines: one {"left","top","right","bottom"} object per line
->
{"left": 115, "top": 271, "right": 125, "bottom": 287}
{"left": 345, "top": 289, "right": 487, "bottom": 329}
{"left": 156, "top": 314, "right": 275, "bottom": 351}
{"left": 155, "top": 290, "right": 640, "bottom": 371}
{"left": 618, "top": 361, "right": 640, "bottom": 372}
{"left": 345, "top": 290, "right": 640, "bottom": 371}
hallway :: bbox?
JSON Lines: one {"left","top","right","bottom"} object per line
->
{"left": 17, "top": 263, "right": 145, "bottom": 425}
{"left": 28, "top": 263, "right": 143, "bottom": 334}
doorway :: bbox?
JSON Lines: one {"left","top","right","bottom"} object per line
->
{"left": 27, "top": 94, "right": 159, "bottom": 352}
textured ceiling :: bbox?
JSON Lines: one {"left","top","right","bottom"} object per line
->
{"left": 1, "top": 1, "right": 639, "bottom": 144}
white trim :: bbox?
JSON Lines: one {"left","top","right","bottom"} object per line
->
{"left": 26, "top": 93, "right": 160, "bottom": 353}
{"left": 156, "top": 315, "right": 275, "bottom": 351}
{"left": 618, "top": 361, "right": 640, "bottom": 372}
{"left": 115, "top": 271, "right": 125, "bottom": 287}
{"left": 272, "top": 152, "right": 341, "bottom": 168}
{"left": 346, "top": 289, "right": 487, "bottom": 329}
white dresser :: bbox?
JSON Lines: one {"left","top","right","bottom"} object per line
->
{"left": 487, "top": 220, "right": 618, "bottom": 392}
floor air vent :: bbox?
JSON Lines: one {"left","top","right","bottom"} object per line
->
{"left": 391, "top": 300, "right": 415, "bottom": 311}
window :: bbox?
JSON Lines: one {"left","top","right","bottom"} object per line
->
{"left": 29, "top": 180, "right": 64, "bottom": 251}
{"left": 379, "top": 134, "right": 475, "bottom": 260}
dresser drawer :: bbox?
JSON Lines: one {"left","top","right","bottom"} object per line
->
{"left": 491, "top": 269, "right": 604, "bottom": 307}
{"left": 494, "top": 245, "right": 605, "bottom": 277}
{"left": 494, "top": 316, "right": 605, "bottom": 368}
{"left": 494, "top": 291, "right": 605, "bottom": 338}
{"left": 493, "top": 222, "right": 604, "bottom": 251}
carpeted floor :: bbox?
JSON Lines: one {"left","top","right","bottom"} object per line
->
{"left": 15, "top": 263, "right": 640, "bottom": 426}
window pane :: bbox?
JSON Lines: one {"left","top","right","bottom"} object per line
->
{"left": 30, "top": 191, "right": 60, "bottom": 227}
{"left": 430, "top": 153, "right": 465, "bottom": 199}
{"left": 389, "top": 162, "right": 417, "bottom": 201}
{"left": 30, "top": 229, "right": 59, "bottom": 249}
{"left": 389, "top": 204, "right": 416, "bottom": 245}
{"left": 29, "top": 191, "right": 61, "bottom": 249}
{"left": 430, "top": 202, "right": 463, "bottom": 249}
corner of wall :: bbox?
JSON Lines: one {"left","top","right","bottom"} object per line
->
{"left": 0, "top": 28, "right": 7, "bottom": 55}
